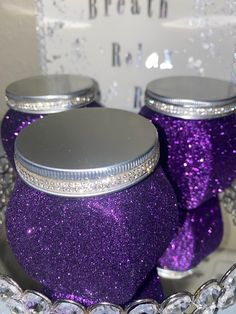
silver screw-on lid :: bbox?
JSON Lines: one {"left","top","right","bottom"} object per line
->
{"left": 145, "top": 76, "right": 236, "bottom": 119}
{"left": 6, "top": 74, "right": 97, "bottom": 114}
{"left": 15, "top": 108, "right": 159, "bottom": 197}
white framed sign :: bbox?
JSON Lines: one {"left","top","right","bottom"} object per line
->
{"left": 35, "top": 0, "right": 236, "bottom": 111}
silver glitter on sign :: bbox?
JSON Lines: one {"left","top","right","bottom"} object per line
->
{"left": 46, "top": 21, "right": 65, "bottom": 38}
{"left": 103, "top": 82, "right": 119, "bottom": 104}
{"left": 188, "top": 56, "right": 204, "bottom": 75}
{"left": 71, "top": 37, "right": 88, "bottom": 67}
{"left": 190, "top": 0, "right": 218, "bottom": 75}
{"left": 34, "top": 0, "right": 48, "bottom": 74}
{"left": 52, "top": 0, "right": 67, "bottom": 14}
{"left": 225, "top": 0, "right": 236, "bottom": 83}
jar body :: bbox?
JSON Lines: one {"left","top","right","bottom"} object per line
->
{"left": 132, "top": 268, "right": 163, "bottom": 302}
{"left": 140, "top": 106, "right": 236, "bottom": 209}
{"left": 158, "top": 197, "right": 223, "bottom": 271}
{"left": 1, "top": 102, "right": 101, "bottom": 167}
{"left": 6, "top": 165, "right": 178, "bottom": 306}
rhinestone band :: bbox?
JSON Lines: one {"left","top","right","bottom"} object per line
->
{"left": 15, "top": 152, "right": 159, "bottom": 197}
{"left": 145, "top": 97, "right": 236, "bottom": 120}
{"left": 6, "top": 92, "right": 95, "bottom": 114}
{"left": 0, "top": 263, "right": 236, "bottom": 313}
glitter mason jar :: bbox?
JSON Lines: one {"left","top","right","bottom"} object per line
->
{"left": 6, "top": 108, "right": 178, "bottom": 306}
{"left": 140, "top": 76, "right": 236, "bottom": 210}
{"left": 1, "top": 74, "right": 101, "bottom": 167}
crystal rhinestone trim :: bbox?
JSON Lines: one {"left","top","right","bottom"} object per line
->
{"left": 15, "top": 150, "right": 159, "bottom": 197}
{"left": 194, "top": 280, "right": 221, "bottom": 312}
{"left": 22, "top": 290, "right": 52, "bottom": 313}
{"left": 125, "top": 299, "right": 159, "bottom": 314}
{"left": 218, "top": 264, "right": 236, "bottom": 309}
{"left": 161, "top": 292, "right": 192, "bottom": 313}
{"left": 6, "top": 92, "right": 95, "bottom": 114}
{"left": 145, "top": 97, "right": 236, "bottom": 120}
{"left": 1, "top": 264, "right": 236, "bottom": 313}
{"left": 52, "top": 300, "right": 86, "bottom": 314}
{"left": 0, "top": 275, "right": 22, "bottom": 300}
{"left": 88, "top": 303, "right": 123, "bottom": 314}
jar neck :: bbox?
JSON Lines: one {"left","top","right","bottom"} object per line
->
{"left": 6, "top": 91, "right": 96, "bottom": 115}
{"left": 145, "top": 95, "right": 236, "bottom": 120}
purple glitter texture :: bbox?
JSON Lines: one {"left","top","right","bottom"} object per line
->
{"left": 1, "top": 102, "right": 101, "bottom": 167}
{"left": 1, "top": 110, "right": 44, "bottom": 167}
{"left": 140, "top": 106, "right": 236, "bottom": 210}
{"left": 6, "top": 167, "right": 178, "bottom": 306}
{"left": 51, "top": 269, "right": 164, "bottom": 306}
{"left": 132, "top": 269, "right": 164, "bottom": 303}
{"left": 159, "top": 197, "right": 223, "bottom": 271}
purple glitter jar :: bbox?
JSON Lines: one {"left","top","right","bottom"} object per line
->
{"left": 1, "top": 74, "right": 101, "bottom": 166}
{"left": 6, "top": 108, "right": 178, "bottom": 306}
{"left": 158, "top": 197, "right": 223, "bottom": 274}
{"left": 140, "top": 76, "right": 236, "bottom": 210}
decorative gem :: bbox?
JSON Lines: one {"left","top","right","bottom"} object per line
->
{"left": 0, "top": 276, "right": 22, "bottom": 300}
{"left": 22, "top": 290, "right": 52, "bottom": 313}
{"left": 193, "top": 280, "right": 221, "bottom": 312}
{"left": 218, "top": 264, "right": 236, "bottom": 309}
{"left": 88, "top": 303, "right": 123, "bottom": 314}
{"left": 161, "top": 293, "right": 192, "bottom": 313}
{"left": 126, "top": 299, "right": 159, "bottom": 314}
{"left": 52, "top": 300, "right": 85, "bottom": 314}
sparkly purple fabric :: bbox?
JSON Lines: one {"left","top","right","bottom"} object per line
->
{"left": 6, "top": 166, "right": 178, "bottom": 306}
{"left": 140, "top": 106, "right": 236, "bottom": 209}
{"left": 1, "top": 102, "right": 101, "bottom": 167}
{"left": 158, "top": 197, "right": 223, "bottom": 271}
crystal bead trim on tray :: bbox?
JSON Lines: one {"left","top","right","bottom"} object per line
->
{"left": 0, "top": 264, "right": 236, "bottom": 313}
{"left": 193, "top": 280, "right": 221, "bottom": 313}
{"left": 145, "top": 97, "right": 236, "bottom": 120}
{"left": 125, "top": 299, "right": 160, "bottom": 314}
{"left": 89, "top": 303, "right": 123, "bottom": 314}
{"left": 5, "top": 92, "right": 96, "bottom": 114}
{"left": 15, "top": 149, "right": 159, "bottom": 197}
